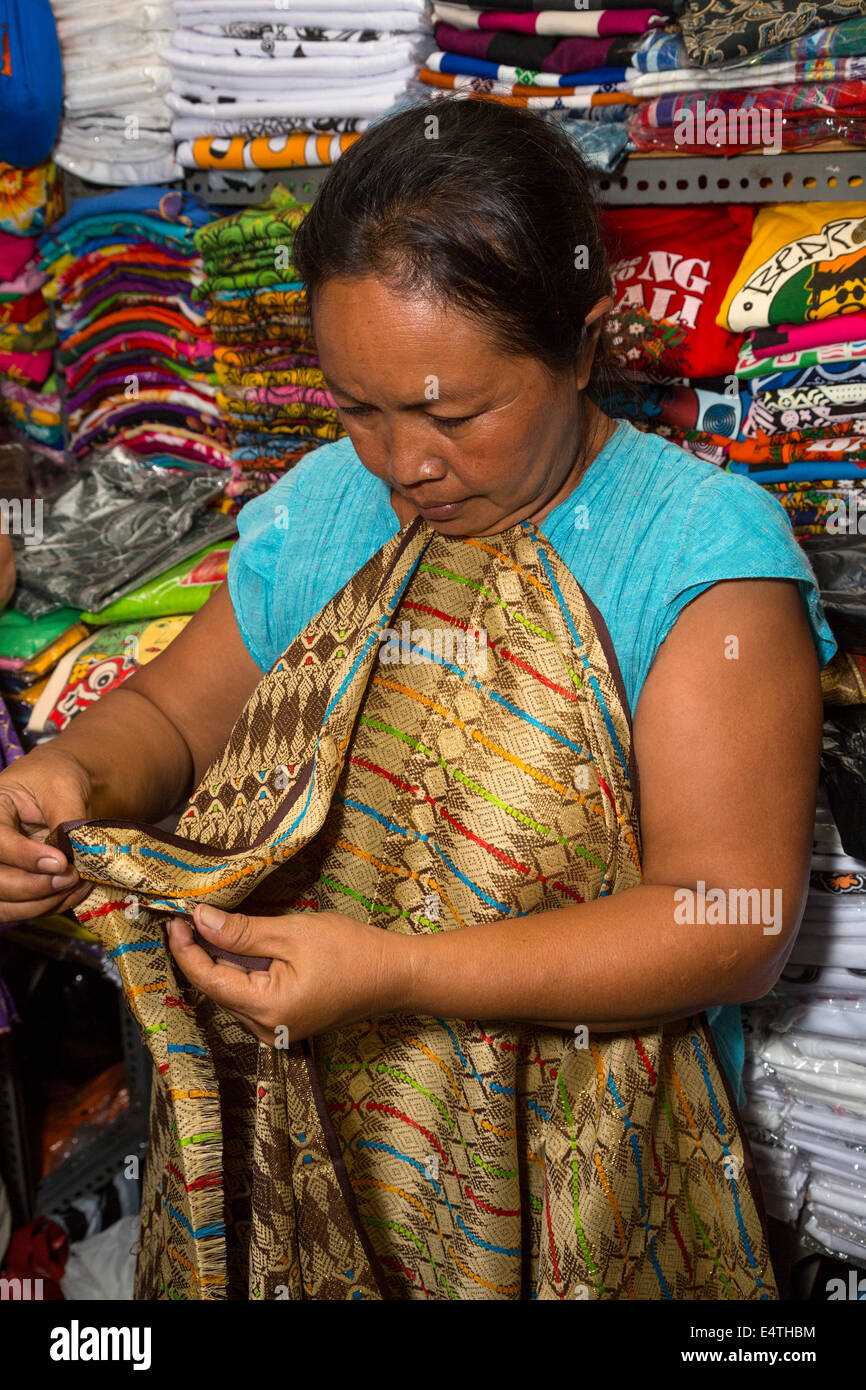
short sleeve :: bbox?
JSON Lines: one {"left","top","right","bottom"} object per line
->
{"left": 227, "top": 467, "right": 306, "bottom": 671}
{"left": 660, "top": 470, "right": 838, "bottom": 670}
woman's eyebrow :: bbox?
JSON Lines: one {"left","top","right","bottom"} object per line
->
{"left": 326, "top": 378, "right": 485, "bottom": 409}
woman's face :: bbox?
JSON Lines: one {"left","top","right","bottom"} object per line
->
{"left": 313, "top": 274, "right": 607, "bottom": 537}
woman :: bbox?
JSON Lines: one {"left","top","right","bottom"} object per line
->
{"left": 0, "top": 101, "right": 834, "bottom": 1300}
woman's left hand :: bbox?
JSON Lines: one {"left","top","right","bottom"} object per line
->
{"left": 166, "top": 904, "right": 410, "bottom": 1046}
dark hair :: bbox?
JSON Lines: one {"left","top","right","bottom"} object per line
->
{"left": 293, "top": 97, "right": 628, "bottom": 405}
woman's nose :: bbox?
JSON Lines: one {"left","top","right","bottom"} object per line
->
{"left": 385, "top": 417, "right": 448, "bottom": 488}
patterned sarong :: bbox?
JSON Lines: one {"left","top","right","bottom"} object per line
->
{"left": 56, "top": 519, "right": 777, "bottom": 1300}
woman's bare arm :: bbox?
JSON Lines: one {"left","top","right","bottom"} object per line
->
{"left": 398, "top": 577, "right": 821, "bottom": 1026}
{"left": 0, "top": 582, "right": 264, "bottom": 917}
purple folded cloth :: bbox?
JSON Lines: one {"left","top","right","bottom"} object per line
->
{"left": 434, "top": 21, "right": 638, "bottom": 70}
{"left": 0, "top": 691, "right": 24, "bottom": 769}
{"left": 67, "top": 279, "right": 199, "bottom": 327}
{"left": 66, "top": 367, "right": 214, "bottom": 415}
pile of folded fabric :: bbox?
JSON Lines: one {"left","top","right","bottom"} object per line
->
{"left": 418, "top": 0, "right": 682, "bottom": 171}
{"left": 714, "top": 201, "right": 866, "bottom": 490}
{"left": 48, "top": 0, "right": 180, "bottom": 185}
{"left": 0, "top": 161, "right": 64, "bottom": 465}
{"left": 626, "top": 7, "right": 866, "bottom": 156}
{"left": 0, "top": 463, "right": 237, "bottom": 746}
{"left": 597, "top": 201, "right": 754, "bottom": 460}
{"left": 742, "top": 791, "right": 866, "bottom": 1264}
{"left": 0, "top": 229, "right": 62, "bottom": 464}
{"left": 193, "top": 185, "right": 344, "bottom": 478}
{"left": 167, "top": 0, "right": 432, "bottom": 173}
{"left": 37, "top": 188, "right": 234, "bottom": 470}
{"left": 603, "top": 200, "right": 866, "bottom": 503}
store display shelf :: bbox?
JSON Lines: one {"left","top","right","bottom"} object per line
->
{"left": 35, "top": 1111, "right": 148, "bottom": 1218}
{"left": 183, "top": 167, "right": 332, "bottom": 205}
{"left": 61, "top": 146, "right": 866, "bottom": 214}
{"left": 597, "top": 144, "right": 866, "bottom": 204}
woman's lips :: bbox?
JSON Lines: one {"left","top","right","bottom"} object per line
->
{"left": 411, "top": 498, "right": 466, "bottom": 519}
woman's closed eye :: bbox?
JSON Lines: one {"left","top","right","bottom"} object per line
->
{"left": 338, "top": 404, "right": 478, "bottom": 429}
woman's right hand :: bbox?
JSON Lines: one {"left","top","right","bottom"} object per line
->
{"left": 0, "top": 750, "right": 95, "bottom": 921}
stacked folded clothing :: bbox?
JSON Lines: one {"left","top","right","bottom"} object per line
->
{"left": 713, "top": 201, "right": 866, "bottom": 484}
{"left": 597, "top": 202, "right": 754, "bottom": 462}
{"left": 418, "top": 0, "right": 674, "bottom": 166}
{"left": 48, "top": 0, "right": 180, "bottom": 185}
{"left": 38, "top": 188, "right": 233, "bottom": 470}
{"left": 0, "top": 218, "right": 62, "bottom": 463}
{"left": 742, "top": 793, "right": 866, "bottom": 1262}
{"left": 168, "top": 0, "right": 432, "bottom": 170}
{"left": 193, "top": 186, "right": 344, "bottom": 476}
{"left": 627, "top": 10, "right": 866, "bottom": 154}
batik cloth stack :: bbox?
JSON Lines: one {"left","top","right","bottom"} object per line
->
{"left": 0, "top": 161, "right": 64, "bottom": 465}
{"left": 38, "top": 188, "right": 233, "bottom": 470}
{"left": 626, "top": 14, "right": 866, "bottom": 153}
{"left": 47, "top": 0, "right": 180, "bottom": 185}
{"left": 193, "top": 185, "right": 344, "bottom": 476}
{"left": 742, "top": 792, "right": 866, "bottom": 1264}
{"left": 167, "top": 0, "right": 432, "bottom": 171}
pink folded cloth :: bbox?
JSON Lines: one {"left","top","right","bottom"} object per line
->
{"left": 0, "top": 263, "right": 46, "bottom": 297}
{"left": 751, "top": 312, "right": 866, "bottom": 360}
{"left": 435, "top": 5, "right": 666, "bottom": 35}
{"left": 0, "top": 347, "right": 53, "bottom": 384}
{"left": 0, "top": 232, "right": 39, "bottom": 282}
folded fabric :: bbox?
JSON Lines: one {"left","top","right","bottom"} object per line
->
{"left": 176, "top": 133, "right": 360, "bottom": 170}
{"left": 680, "top": 0, "right": 866, "bottom": 67}
{"left": 432, "top": 3, "right": 668, "bottom": 34}
{"left": 750, "top": 311, "right": 866, "bottom": 358}
{"left": 602, "top": 203, "right": 753, "bottom": 379}
{"left": 419, "top": 72, "right": 638, "bottom": 103}
{"left": 748, "top": 358, "right": 866, "bottom": 394}
{"left": 547, "top": 113, "right": 631, "bottom": 167}
{"left": 26, "top": 617, "right": 193, "bottom": 737}
{"left": 632, "top": 15, "right": 866, "bottom": 70}
{"left": 718, "top": 202, "right": 866, "bottom": 334}
{"left": 629, "top": 54, "right": 866, "bottom": 96}
{"left": 418, "top": 66, "right": 637, "bottom": 98}
{"left": 425, "top": 50, "right": 630, "bottom": 83}
{"left": 627, "top": 107, "right": 866, "bottom": 153}
{"left": 0, "top": 234, "right": 40, "bottom": 284}
{"left": 0, "top": 161, "right": 62, "bottom": 238}
{"left": 171, "top": 114, "right": 371, "bottom": 139}
{"left": 434, "top": 21, "right": 638, "bottom": 68}
{"left": 641, "top": 80, "right": 866, "bottom": 130}
{"left": 737, "top": 334, "right": 866, "bottom": 376}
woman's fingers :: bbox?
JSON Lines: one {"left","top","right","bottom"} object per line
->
{"left": 190, "top": 904, "right": 293, "bottom": 962}
{"left": 167, "top": 917, "right": 275, "bottom": 1015}
{"left": 0, "top": 818, "right": 70, "bottom": 877}
{"left": 0, "top": 862, "right": 79, "bottom": 904}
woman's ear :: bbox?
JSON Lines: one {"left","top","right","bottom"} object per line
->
{"left": 575, "top": 296, "right": 614, "bottom": 391}
{"left": 585, "top": 294, "right": 614, "bottom": 329}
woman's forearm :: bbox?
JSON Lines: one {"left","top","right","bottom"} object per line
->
{"left": 29, "top": 684, "right": 194, "bottom": 824}
{"left": 396, "top": 881, "right": 800, "bottom": 1030}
